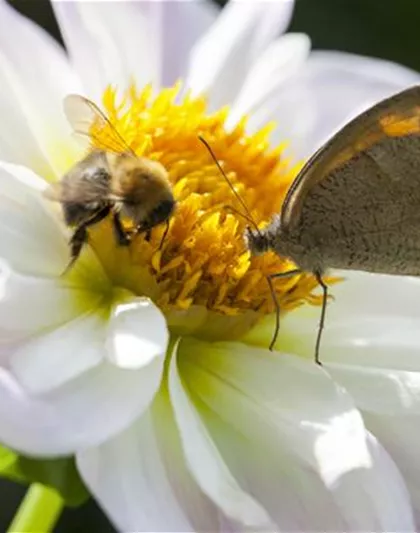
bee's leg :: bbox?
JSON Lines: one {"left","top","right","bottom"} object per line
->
{"left": 159, "top": 220, "right": 170, "bottom": 250}
{"left": 66, "top": 206, "right": 110, "bottom": 268}
{"left": 112, "top": 212, "right": 131, "bottom": 246}
{"left": 133, "top": 222, "right": 153, "bottom": 242}
{"left": 69, "top": 225, "right": 88, "bottom": 266}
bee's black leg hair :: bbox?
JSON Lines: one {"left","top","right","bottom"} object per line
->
{"left": 69, "top": 225, "right": 88, "bottom": 267}
{"left": 144, "top": 229, "right": 152, "bottom": 242}
{"left": 159, "top": 220, "right": 170, "bottom": 250}
{"left": 67, "top": 206, "right": 111, "bottom": 269}
{"left": 266, "top": 269, "right": 302, "bottom": 351}
{"left": 112, "top": 212, "right": 131, "bottom": 246}
{"left": 314, "top": 271, "right": 328, "bottom": 366}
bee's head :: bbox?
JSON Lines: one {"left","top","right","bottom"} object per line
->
{"left": 111, "top": 154, "right": 175, "bottom": 228}
{"left": 143, "top": 197, "right": 176, "bottom": 228}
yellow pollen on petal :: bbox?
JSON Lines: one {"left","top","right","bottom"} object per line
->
{"left": 85, "top": 82, "right": 337, "bottom": 341}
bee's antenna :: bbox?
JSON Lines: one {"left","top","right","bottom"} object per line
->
{"left": 198, "top": 136, "right": 262, "bottom": 236}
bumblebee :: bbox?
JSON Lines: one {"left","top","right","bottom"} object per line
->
{"left": 46, "top": 95, "right": 175, "bottom": 264}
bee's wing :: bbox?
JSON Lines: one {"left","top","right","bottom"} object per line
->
{"left": 44, "top": 179, "right": 111, "bottom": 204}
{"left": 44, "top": 152, "right": 111, "bottom": 204}
{"left": 63, "top": 94, "right": 134, "bottom": 155}
{"left": 44, "top": 182, "right": 65, "bottom": 202}
{"left": 281, "top": 85, "right": 420, "bottom": 229}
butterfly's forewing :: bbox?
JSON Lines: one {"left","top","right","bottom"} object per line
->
{"left": 281, "top": 85, "right": 420, "bottom": 230}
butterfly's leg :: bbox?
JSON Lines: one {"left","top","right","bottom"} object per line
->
{"left": 314, "top": 272, "right": 328, "bottom": 366}
{"left": 266, "top": 269, "right": 301, "bottom": 351}
{"left": 112, "top": 211, "right": 131, "bottom": 246}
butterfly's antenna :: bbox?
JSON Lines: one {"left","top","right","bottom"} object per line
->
{"left": 223, "top": 205, "right": 259, "bottom": 228}
{"left": 198, "top": 135, "right": 262, "bottom": 236}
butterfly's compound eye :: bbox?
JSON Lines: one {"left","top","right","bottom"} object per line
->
{"left": 245, "top": 226, "right": 271, "bottom": 256}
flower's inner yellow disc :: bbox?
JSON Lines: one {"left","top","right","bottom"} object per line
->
{"left": 86, "top": 82, "right": 326, "bottom": 340}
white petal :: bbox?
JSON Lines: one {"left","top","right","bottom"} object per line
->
{"left": 195, "top": 399, "right": 414, "bottom": 531}
{"left": 0, "top": 263, "right": 87, "bottom": 343}
{"left": 325, "top": 316, "right": 420, "bottom": 368}
{"left": 321, "top": 365, "right": 420, "bottom": 526}
{"left": 279, "top": 311, "right": 420, "bottom": 368}
{"left": 318, "top": 305, "right": 420, "bottom": 518}
{"left": 330, "top": 271, "right": 420, "bottom": 321}
{"left": 9, "top": 312, "right": 105, "bottom": 395}
{"left": 363, "top": 416, "right": 420, "bottom": 524}
{"left": 105, "top": 298, "right": 168, "bottom": 370}
{"left": 150, "top": 390, "right": 223, "bottom": 533}
{"left": 250, "top": 51, "right": 420, "bottom": 159}
{"left": 180, "top": 339, "right": 414, "bottom": 531}
{"left": 227, "top": 33, "right": 310, "bottom": 129}
{"left": 0, "top": 353, "right": 164, "bottom": 456}
{"left": 0, "top": 2, "right": 82, "bottom": 178}
{"left": 77, "top": 404, "right": 216, "bottom": 532}
{"left": 53, "top": 0, "right": 161, "bottom": 100}
{"left": 179, "top": 339, "right": 370, "bottom": 480}
{"left": 160, "top": 0, "right": 218, "bottom": 85}
{"left": 0, "top": 161, "right": 69, "bottom": 276}
{"left": 169, "top": 340, "right": 276, "bottom": 530}
{"left": 330, "top": 431, "right": 415, "bottom": 531}
{"left": 275, "top": 277, "right": 420, "bottom": 525}
{"left": 326, "top": 363, "right": 420, "bottom": 417}
{"left": 186, "top": 0, "right": 295, "bottom": 110}
{"left": 280, "top": 272, "right": 420, "bottom": 366}
{"left": 181, "top": 374, "right": 347, "bottom": 530}
{"left": 363, "top": 432, "right": 415, "bottom": 531}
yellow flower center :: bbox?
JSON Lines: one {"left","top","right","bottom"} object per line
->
{"left": 84, "top": 82, "right": 329, "bottom": 342}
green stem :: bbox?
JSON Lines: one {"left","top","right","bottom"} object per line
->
{"left": 7, "top": 483, "right": 64, "bottom": 533}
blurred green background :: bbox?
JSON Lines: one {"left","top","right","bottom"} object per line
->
{"left": 2, "top": 0, "right": 420, "bottom": 531}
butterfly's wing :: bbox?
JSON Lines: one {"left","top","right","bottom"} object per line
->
{"left": 282, "top": 85, "right": 420, "bottom": 229}
{"left": 281, "top": 85, "right": 420, "bottom": 275}
{"left": 63, "top": 94, "right": 134, "bottom": 155}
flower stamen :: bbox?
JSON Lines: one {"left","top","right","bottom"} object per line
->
{"left": 83, "top": 82, "right": 337, "bottom": 340}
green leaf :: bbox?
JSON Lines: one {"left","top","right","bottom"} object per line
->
{"left": 0, "top": 444, "right": 89, "bottom": 507}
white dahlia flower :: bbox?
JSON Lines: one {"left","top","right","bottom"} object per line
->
{"left": 0, "top": 0, "right": 419, "bottom": 531}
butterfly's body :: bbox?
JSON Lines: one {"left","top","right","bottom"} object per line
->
{"left": 244, "top": 85, "right": 420, "bottom": 359}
